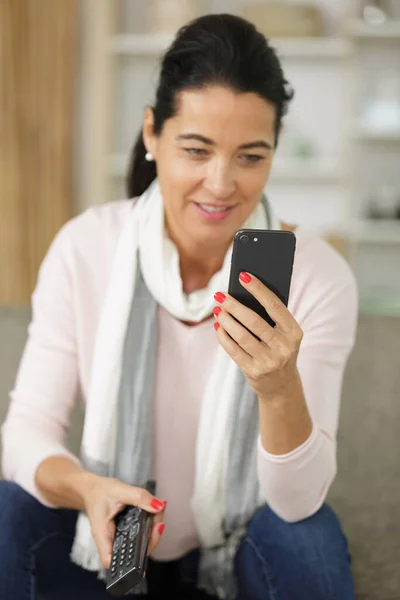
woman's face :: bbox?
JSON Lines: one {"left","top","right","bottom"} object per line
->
{"left": 143, "top": 85, "right": 277, "bottom": 252}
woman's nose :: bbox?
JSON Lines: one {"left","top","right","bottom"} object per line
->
{"left": 203, "top": 160, "right": 236, "bottom": 199}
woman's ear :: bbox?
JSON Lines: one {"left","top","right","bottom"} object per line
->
{"left": 142, "top": 107, "right": 157, "bottom": 159}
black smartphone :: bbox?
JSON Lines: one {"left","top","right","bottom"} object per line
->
{"left": 228, "top": 229, "right": 296, "bottom": 328}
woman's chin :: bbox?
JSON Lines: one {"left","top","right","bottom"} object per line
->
{"left": 188, "top": 223, "right": 237, "bottom": 250}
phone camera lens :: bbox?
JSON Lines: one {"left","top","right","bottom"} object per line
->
{"left": 240, "top": 234, "right": 249, "bottom": 244}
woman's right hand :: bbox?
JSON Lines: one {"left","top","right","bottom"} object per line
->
{"left": 81, "top": 473, "right": 167, "bottom": 569}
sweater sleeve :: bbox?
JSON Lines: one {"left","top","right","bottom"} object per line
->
{"left": 256, "top": 251, "right": 358, "bottom": 522}
{"left": 1, "top": 223, "right": 82, "bottom": 507}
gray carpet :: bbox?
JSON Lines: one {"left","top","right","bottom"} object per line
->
{"left": 327, "top": 314, "right": 400, "bottom": 599}
{"left": 1, "top": 307, "right": 399, "bottom": 599}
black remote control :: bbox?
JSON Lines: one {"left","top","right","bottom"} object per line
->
{"left": 105, "top": 480, "right": 156, "bottom": 596}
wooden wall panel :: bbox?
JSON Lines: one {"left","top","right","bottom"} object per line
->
{"left": 0, "top": 0, "right": 78, "bottom": 304}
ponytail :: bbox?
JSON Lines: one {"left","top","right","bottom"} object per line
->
{"left": 126, "top": 130, "right": 157, "bottom": 198}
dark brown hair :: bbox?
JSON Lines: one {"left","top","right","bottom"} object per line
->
{"left": 126, "top": 13, "right": 294, "bottom": 198}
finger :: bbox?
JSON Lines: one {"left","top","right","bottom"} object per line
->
{"left": 214, "top": 297, "right": 274, "bottom": 347}
{"left": 91, "top": 517, "right": 116, "bottom": 569}
{"left": 147, "top": 510, "right": 164, "bottom": 555}
{"left": 147, "top": 519, "right": 166, "bottom": 555}
{"left": 214, "top": 308, "right": 262, "bottom": 357}
{"left": 214, "top": 321, "right": 253, "bottom": 371}
{"left": 237, "top": 272, "right": 294, "bottom": 332}
{"left": 113, "top": 480, "right": 167, "bottom": 514}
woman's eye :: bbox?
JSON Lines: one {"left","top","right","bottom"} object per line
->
{"left": 184, "top": 148, "right": 208, "bottom": 157}
{"left": 240, "top": 154, "right": 265, "bottom": 164}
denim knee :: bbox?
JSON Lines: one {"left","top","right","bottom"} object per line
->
{"left": 0, "top": 480, "right": 48, "bottom": 592}
{"left": 0, "top": 481, "right": 41, "bottom": 546}
{"left": 235, "top": 503, "right": 355, "bottom": 600}
{"left": 0, "top": 481, "right": 76, "bottom": 552}
{"left": 247, "top": 502, "right": 351, "bottom": 555}
{"left": 0, "top": 481, "right": 80, "bottom": 598}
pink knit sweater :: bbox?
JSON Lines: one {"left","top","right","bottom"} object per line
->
{"left": 1, "top": 200, "right": 358, "bottom": 560}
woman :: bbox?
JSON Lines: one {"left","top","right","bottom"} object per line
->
{"left": 0, "top": 13, "right": 358, "bottom": 600}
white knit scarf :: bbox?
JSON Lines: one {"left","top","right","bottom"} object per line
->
{"left": 70, "top": 179, "right": 280, "bottom": 596}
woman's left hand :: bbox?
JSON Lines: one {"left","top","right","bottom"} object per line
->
{"left": 213, "top": 272, "right": 303, "bottom": 401}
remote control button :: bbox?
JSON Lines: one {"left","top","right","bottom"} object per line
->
{"left": 129, "top": 523, "right": 139, "bottom": 539}
{"left": 126, "top": 507, "right": 141, "bottom": 524}
{"left": 116, "top": 520, "right": 130, "bottom": 533}
{"left": 114, "top": 536, "right": 122, "bottom": 550}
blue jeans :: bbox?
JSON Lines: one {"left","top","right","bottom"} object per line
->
{"left": 0, "top": 481, "right": 355, "bottom": 600}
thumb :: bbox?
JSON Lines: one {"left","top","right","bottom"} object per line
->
{"left": 92, "top": 517, "right": 116, "bottom": 569}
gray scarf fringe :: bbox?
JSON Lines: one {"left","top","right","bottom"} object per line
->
{"left": 108, "top": 266, "right": 261, "bottom": 599}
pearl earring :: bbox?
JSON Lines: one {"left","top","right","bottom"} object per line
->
{"left": 145, "top": 151, "right": 154, "bottom": 162}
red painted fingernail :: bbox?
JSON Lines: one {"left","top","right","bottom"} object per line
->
{"left": 151, "top": 499, "right": 166, "bottom": 511}
{"left": 213, "top": 306, "right": 222, "bottom": 317}
{"left": 214, "top": 292, "right": 226, "bottom": 303}
{"left": 158, "top": 523, "right": 165, "bottom": 535}
{"left": 239, "top": 272, "right": 252, "bottom": 284}
{"left": 214, "top": 322, "right": 220, "bottom": 331}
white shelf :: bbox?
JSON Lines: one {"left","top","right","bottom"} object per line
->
{"left": 359, "top": 294, "right": 400, "bottom": 317}
{"left": 272, "top": 37, "right": 352, "bottom": 59}
{"left": 107, "top": 153, "right": 344, "bottom": 184}
{"left": 345, "top": 19, "right": 400, "bottom": 39}
{"left": 354, "top": 127, "right": 400, "bottom": 143}
{"left": 108, "top": 34, "right": 174, "bottom": 56}
{"left": 108, "top": 34, "right": 352, "bottom": 59}
{"left": 330, "top": 220, "right": 400, "bottom": 244}
{"left": 270, "top": 157, "right": 344, "bottom": 183}
{"left": 350, "top": 219, "right": 400, "bottom": 244}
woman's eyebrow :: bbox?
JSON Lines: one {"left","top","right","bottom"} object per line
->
{"left": 176, "top": 133, "right": 273, "bottom": 150}
{"left": 239, "top": 140, "right": 273, "bottom": 151}
{"left": 176, "top": 133, "right": 214, "bottom": 145}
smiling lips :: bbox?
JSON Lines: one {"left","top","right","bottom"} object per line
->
{"left": 197, "top": 203, "right": 230, "bottom": 213}
{"left": 193, "top": 201, "right": 236, "bottom": 221}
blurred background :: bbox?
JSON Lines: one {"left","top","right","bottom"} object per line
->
{"left": 0, "top": 0, "right": 400, "bottom": 315}
{"left": 1, "top": 0, "right": 400, "bottom": 311}
{"left": 1, "top": 3, "right": 400, "bottom": 598}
